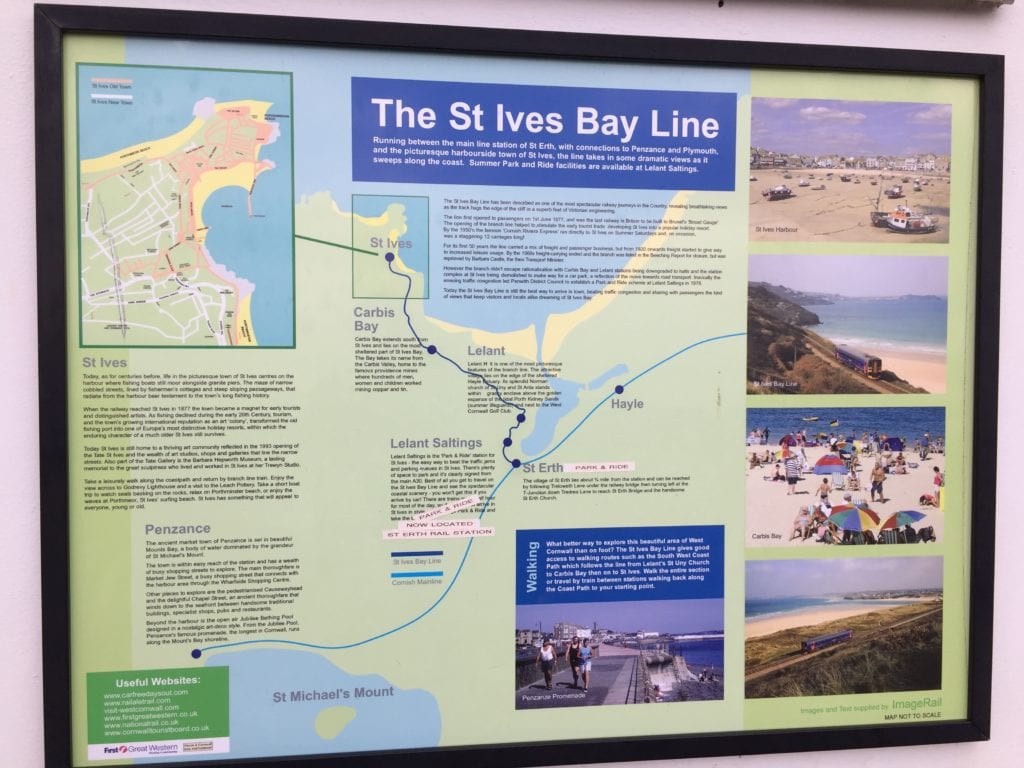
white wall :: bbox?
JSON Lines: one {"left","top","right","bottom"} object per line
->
{"left": 3, "top": 1, "right": 1019, "bottom": 766}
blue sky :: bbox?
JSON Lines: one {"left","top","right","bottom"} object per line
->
{"left": 749, "top": 254, "right": 948, "bottom": 297}
{"left": 746, "top": 557, "right": 943, "bottom": 600}
{"left": 752, "top": 98, "right": 952, "bottom": 157}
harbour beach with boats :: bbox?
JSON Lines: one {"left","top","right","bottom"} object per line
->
{"left": 749, "top": 97, "right": 952, "bottom": 244}
{"left": 750, "top": 167, "right": 950, "bottom": 243}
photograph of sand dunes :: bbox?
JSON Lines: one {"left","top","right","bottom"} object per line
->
{"left": 745, "top": 557, "right": 942, "bottom": 699}
{"left": 750, "top": 98, "right": 951, "bottom": 243}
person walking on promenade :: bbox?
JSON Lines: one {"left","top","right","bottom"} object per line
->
{"left": 578, "top": 638, "right": 593, "bottom": 692}
{"left": 536, "top": 639, "right": 558, "bottom": 690}
{"left": 565, "top": 637, "right": 582, "bottom": 689}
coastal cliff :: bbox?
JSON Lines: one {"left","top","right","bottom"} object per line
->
{"left": 746, "top": 283, "right": 922, "bottom": 395}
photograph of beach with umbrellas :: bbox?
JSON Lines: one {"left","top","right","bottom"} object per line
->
{"left": 745, "top": 557, "right": 942, "bottom": 699}
{"left": 745, "top": 406, "right": 945, "bottom": 548}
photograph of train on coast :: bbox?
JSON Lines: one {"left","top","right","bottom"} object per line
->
{"left": 745, "top": 557, "right": 943, "bottom": 699}
{"left": 750, "top": 98, "right": 951, "bottom": 243}
{"left": 745, "top": 406, "right": 945, "bottom": 548}
{"left": 515, "top": 600, "right": 724, "bottom": 709}
{"left": 747, "top": 253, "right": 948, "bottom": 395}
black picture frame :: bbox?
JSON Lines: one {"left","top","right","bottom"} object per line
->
{"left": 35, "top": 4, "right": 1001, "bottom": 767}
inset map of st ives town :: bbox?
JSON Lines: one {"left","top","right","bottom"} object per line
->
{"left": 78, "top": 65, "right": 294, "bottom": 347}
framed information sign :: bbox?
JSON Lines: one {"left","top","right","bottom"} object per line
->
{"left": 35, "top": 4, "right": 1001, "bottom": 766}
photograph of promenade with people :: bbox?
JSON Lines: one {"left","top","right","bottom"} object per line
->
{"left": 514, "top": 600, "right": 724, "bottom": 709}
{"left": 747, "top": 253, "right": 948, "bottom": 395}
{"left": 745, "top": 557, "right": 943, "bottom": 699}
{"left": 749, "top": 98, "right": 951, "bottom": 243}
{"left": 745, "top": 406, "right": 946, "bottom": 548}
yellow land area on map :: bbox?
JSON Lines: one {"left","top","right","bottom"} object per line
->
{"left": 424, "top": 315, "right": 537, "bottom": 360}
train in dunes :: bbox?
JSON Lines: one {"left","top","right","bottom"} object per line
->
{"left": 800, "top": 629, "right": 853, "bottom": 653}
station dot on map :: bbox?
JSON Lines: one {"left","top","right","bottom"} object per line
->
{"left": 503, "top": 437, "right": 512, "bottom": 447}
{"left": 512, "top": 459, "right": 522, "bottom": 468}
{"left": 191, "top": 649, "right": 202, "bottom": 659}
{"left": 615, "top": 385, "right": 625, "bottom": 394}
{"left": 427, "top": 345, "right": 437, "bottom": 354}
{"left": 385, "top": 252, "right": 395, "bottom": 262}
{"left": 516, "top": 413, "right": 526, "bottom": 423}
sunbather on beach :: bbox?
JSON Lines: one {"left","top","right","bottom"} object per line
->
{"left": 791, "top": 507, "right": 812, "bottom": 540}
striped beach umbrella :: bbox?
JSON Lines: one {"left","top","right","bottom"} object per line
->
{"left": 879, "top": 510, "right": 927, "bottom": 530}
{"left": 812, "top": 454, "right": 846, "bottom": 475}
{"left": 828, "top": 503, "right": 881, "bottom": 532}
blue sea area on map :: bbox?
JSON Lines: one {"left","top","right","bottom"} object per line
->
{"left": 588, "top": 364, "right": 629, "bottom": 391}
{"left": 519, "top": 363, "right": 629, "bottom": 458}
{"left": 78, "top": 63, "right": 294, "bottom": 346}
{"left": 203, "top": 186, "right": 295, "bottom": 347}
{"left": 169, "top": 648, "right": 440, "bottom": 760}
{"left": 521, "top": 376, "right": 583, "bottom": 457}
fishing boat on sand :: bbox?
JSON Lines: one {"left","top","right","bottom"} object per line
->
{"left": 885, "top": 205, "right": 938, "bottom": 234}
{"left": 762, "top": 185, "right": 794, "bottom": 201}
{"left": 885, "top": 184, "right": 904, "bottom": 199}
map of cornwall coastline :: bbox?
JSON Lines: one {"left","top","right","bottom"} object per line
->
{"left": 80, "top": 97, "right": 281, "bottom": 346}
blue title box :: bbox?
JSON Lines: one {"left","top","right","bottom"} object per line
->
{"left": 352, "top": 78, "right": 736, "bottom": 191}
{"left": 516, "top": 525, "right": 724, "bottom": 605}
